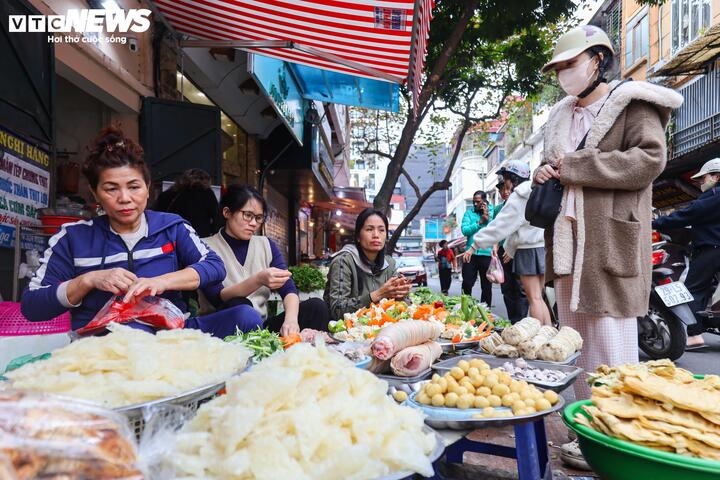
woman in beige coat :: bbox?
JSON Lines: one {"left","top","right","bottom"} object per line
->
{"left": 533, "top": 25, "right": 683, "bottom": 467}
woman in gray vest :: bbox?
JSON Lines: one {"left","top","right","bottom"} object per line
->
{"left": 324, "top": 208, "right": 411, "bottom": 320}
{"left": 201, "top": 185, "right": 330, "bottom": 336}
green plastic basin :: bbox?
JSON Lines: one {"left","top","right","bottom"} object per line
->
{"left": 563, "top": 400, "right": 720, "bottom": 480}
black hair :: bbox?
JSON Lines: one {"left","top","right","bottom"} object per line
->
{"left": 83, "top": 125, "right": 149, "bottom": 190}
{"left": 499, "top": 171, "right": 527, "bottom": 189}
{"left": 472, "top": 190, "right": 487, "bottom": 200}
{"left": 354, "top": 208, "right": 389, "bottom": 274}
{"left": 220, "top": 184, "right": 267, "bottom": 215}
{"left": 578, "top": 45, "right": 615, "bottom": 98}
{"left": 439, "top": 240, "right": 448, "bottom": 248}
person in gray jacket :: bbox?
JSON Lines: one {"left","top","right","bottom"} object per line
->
{"left": 324, "top": 208, "right": 411, "bottom": 320}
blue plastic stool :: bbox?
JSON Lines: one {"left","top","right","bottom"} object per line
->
{"left": 438, "top": 418, "right": 551, "bottom": 480}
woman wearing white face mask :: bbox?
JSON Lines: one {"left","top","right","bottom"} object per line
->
{"left": 653, "top": 158, "right": 720, "bottom": 351}
{"left": 533, "top": 25, "right": 683, "bottom": 469}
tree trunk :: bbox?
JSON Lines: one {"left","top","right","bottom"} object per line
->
{"left": 372, "top": 0, "right": 480, "bottom": 216}
{"left": 386, "top": 110, "right": 475, "bottom": 253}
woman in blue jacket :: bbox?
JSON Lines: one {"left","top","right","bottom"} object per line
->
{"left": 21, "top": 126, "right": 261, "bottom": 338}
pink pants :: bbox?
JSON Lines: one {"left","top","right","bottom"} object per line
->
{"left": 554, "top": 275, "right": 639, "bottom": 399}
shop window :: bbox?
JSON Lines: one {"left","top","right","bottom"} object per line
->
{"left": 368, "top": 173, "right": 375, "bottom": 190}
{"left": 672, "top": 0, "right": 711, "bottom": 54}
{"left": 625, "top": 11, "right": 649, "bottom": 67}
{"left": 350, "top": 173, "right": 360, "bottom": 187}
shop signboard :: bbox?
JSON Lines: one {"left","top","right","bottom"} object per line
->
{"left": 0, "top": 126, "right": 50, "bottom": 249}
{"left": 249, "top": 53, "right": 305, "bottom": 145}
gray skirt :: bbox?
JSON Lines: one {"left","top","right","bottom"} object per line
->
{"left": 513, "top": 247, "right": 545, "bottom": 275}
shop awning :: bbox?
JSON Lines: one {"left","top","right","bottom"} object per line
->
{"left": 151, "top": 0, "right": 433, "bottom": 113}
{"left": 652, "top": 23, "right": 720, "bottom": 77}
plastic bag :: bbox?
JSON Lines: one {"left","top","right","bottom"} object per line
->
{"left": 485, "top": 251, "right": 505, "bottom": 284}
{"left": 0, "top": 389, "right": 143, "bottom": 479}
{"left": 77, "top": 295, "right": 185, "bottom": 335}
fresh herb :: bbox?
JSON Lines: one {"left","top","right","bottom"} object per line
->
{"left": 493, "top": 317, "right": 512, "bottom": 329}
{"left": 224, "top": 327, "right": 284, "bottom": 362}
{"left": 288, "top": 264, "right": 326, "bottom": 292}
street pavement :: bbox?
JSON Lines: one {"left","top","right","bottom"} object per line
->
{"left": 424, "top": 274, "right": 720, "bottom": 376}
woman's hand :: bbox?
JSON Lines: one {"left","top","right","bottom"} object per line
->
{"left": 461, "top": 249, "right": 475, "bottom": 263}
{"left": 257, "top": 267, "right": 292, "bottom": 290}
{"left": 376, "top": 275, "right": 411, "bottom": 301}
{"left": 502, "top": 252, "right": 512, "bottom": 264}
{"left": 123, "top": 276, "right": 170, "bottom": 302}
{"left": 85, "top": 268, "right": 138, "bottom": 295}
{"left": 280, "top": 318, "right": 300, "bottom": 337}
{"left": 533, "top": 161, "right": 561, "bottom": 184}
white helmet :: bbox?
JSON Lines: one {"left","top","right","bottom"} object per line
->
{"left": 498, "top": 160, "right": 530, "bottom": 180}
{"left": 541, "top": 25, "right": 615, "bottom": 74}
{"left": 691, "top": 158, "right": 720, "bottom": 179}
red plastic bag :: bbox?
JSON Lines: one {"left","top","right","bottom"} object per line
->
{"left": 485, "top": 251, "right": 505, "bottom": 284}
{"left": 77, "top": 295, "right": 185, "bottom": 335}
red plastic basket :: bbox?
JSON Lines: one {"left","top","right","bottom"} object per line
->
{"left": 39, "top": 215, "right": 83, "bottom": 234}
{"left": 0, "top": 302, "right": 71, "bottom": 336}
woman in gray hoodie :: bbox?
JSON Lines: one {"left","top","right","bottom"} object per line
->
{"left": 324, "top": 208, "right": 411, "bottom": 320}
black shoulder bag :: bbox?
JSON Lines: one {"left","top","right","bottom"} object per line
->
{"left": 525, "top": 80, "right": 630, "bottom": 229}
{"left": 524, "top": 135, "right": 586, "bottom": 229}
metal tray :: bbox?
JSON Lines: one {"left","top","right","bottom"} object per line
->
{"left": 377, "top": 425, "right": 445, "bottom": 480}
{"left": 437, "top": 339, "right": 479, "bottom": 353}
{"left": 376, "top": 368, "right": 433, "bottom": 388}
{"left": 468, "top": 349, "right": 581, "bottom": 366}
{"left": 114, "top": 379, "right": 225, "bottom": 418}
{"left": 431, "top": 354, "right": 582, "bottom": 392}
{"left": 405, "top": 391, "right": 565, "bottom": 430}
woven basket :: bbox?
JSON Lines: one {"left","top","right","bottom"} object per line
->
{"left": 0, "top": 302, "right": 71, "bottom": 336}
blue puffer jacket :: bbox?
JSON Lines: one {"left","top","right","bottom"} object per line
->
{"left": 21, "top": 210, "right": 225, "bottom": 330}
{"left": 652, "top": 186, "right": 720, "bottom": 248}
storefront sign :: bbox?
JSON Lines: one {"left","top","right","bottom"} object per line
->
{"left": 652, "top": 179, "right": 698, "bottom": 210}
{"left": 0, "top": 126, "right": 50, "bottom": 248}
{"left": 249, "top": 53, "right": 304, "bottom": 145}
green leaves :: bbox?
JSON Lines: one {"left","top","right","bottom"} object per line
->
{"left": 288, "top": 265, "right": 326, "bottom": 293}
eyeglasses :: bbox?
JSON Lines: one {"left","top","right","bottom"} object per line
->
{"left": 239, "top": 210, "right": 266, "bottom": 224}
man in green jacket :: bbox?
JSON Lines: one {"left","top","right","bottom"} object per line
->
{"left": 461, "top": 190, "right": 495, "bottom": 306}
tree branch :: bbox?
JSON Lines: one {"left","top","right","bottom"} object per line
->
{"left": 362, "top": 148, "right": 394, "bottom": 161}
{"left": 400, "top": 167, "right": 421, "bottom": 199}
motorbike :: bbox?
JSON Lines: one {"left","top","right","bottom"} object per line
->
{"left": 637, "top": 231, "right": 697, "bottom": 361}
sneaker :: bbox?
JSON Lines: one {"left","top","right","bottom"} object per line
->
{"left": 560, "top": 439, "right": 591, "bottom": 471}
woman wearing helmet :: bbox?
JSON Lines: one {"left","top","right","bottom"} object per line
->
{"left": 533, "top": 24, "right": 683, "bottom": 468}
{"left": 462, "top": 160, "right": 550, "bottom": 325}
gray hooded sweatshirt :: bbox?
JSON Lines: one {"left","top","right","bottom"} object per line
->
{"left": 323, "top": 244, "right": 396, "bottom": 320}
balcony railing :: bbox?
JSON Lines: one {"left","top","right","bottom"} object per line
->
{"left": 672, "top": 112, "right": 720, "bottom": 158}
{"left": 671, "top": 63, "right": 720, "bottom": 159}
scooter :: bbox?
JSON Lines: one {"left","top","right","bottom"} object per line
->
{"left": 637, "top": 231, "right": 697, "bottom": 360}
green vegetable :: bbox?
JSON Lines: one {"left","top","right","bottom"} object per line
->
{"left": 478, "top": 304, "right": 491, "bottom": 325}
{"left": 460, "top": 295, "right": 471, "bottom": 322}
{"left": 493, "top": 317, "right": 512, "bottom": 329}
{"left": 2, "top": 353, "right": 51, "bottom": 376}
{"left": 328, "top": 320, "right": 346, "bottom": 333}
{"left": 288, "top": 264, "right": 326, "bottom": 292}
{"left": 224, "top": 327, "right": 283, "bottom": 362}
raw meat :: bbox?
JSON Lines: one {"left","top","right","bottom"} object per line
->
{"left": 390, "top": 342, "right": 442, "bottom": 377}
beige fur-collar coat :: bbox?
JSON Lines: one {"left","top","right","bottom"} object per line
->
{"left": 543, "top": 80, "right": 683, "bottom": 318}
